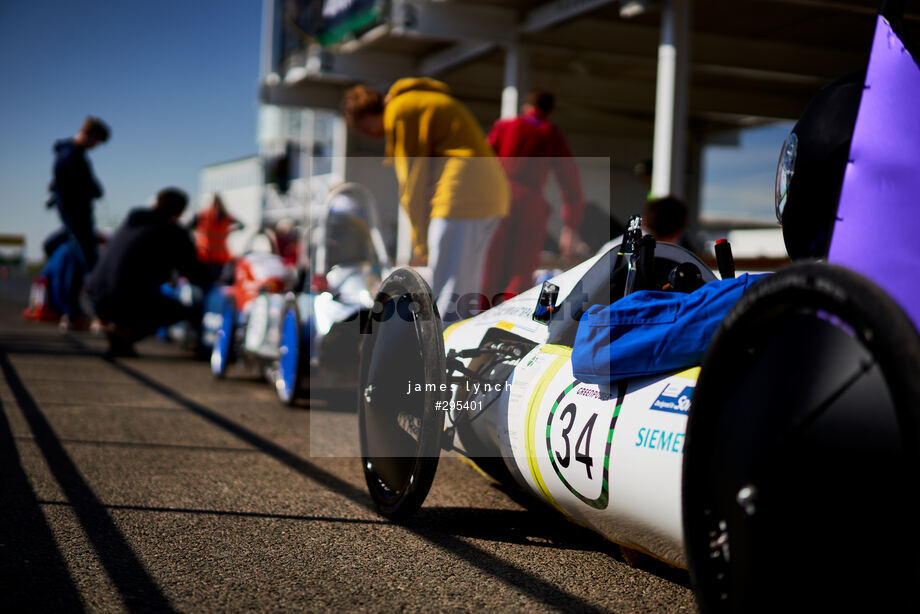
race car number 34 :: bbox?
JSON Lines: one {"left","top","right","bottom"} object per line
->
{"left": 545, "top": 381, "right": 621, "bottom": 509}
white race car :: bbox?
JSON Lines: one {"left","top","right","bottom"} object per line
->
{"left": 274, "top": 183, "right": 391, "bottom": 404}
{"left": 356, "top": 5, "right": 920, "bottom": 611}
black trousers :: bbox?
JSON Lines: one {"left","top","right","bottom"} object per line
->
{"left": 58, "top": 207, "right": 97, "bottom": 270}
{"left": 95, "top": 293, "right": 201, "bottom": 342}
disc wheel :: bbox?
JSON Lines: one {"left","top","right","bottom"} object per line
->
{"left": 683, "top": 263, "right": 920, "bottom": 613}
{"left": 358, "top": 268, "right": 447, "bottom": 520}
{"left": 276, "top": 296, "right": 306, "bottom": 406}
{"left": 210, "top": 296, "right": 236, "bottom": 378}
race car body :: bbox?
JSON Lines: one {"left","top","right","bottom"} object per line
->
{"left": 277, "top": 264, "right": 376, "bottom": 398}
{"left": 488, "top": 343, "right": 695, "bottom": 566}
{"left": 361, "top": 237, "right": 718, "bottom": 566}
{"left": 448, "top": 241, "right": 719, "bottom": 566}
{"left": 275, "top": 183, "right": 391, "bottom": 404}
{"left": 210, "top": 251, "right": 297, "bottom": 378}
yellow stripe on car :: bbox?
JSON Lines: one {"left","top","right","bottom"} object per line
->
{"left": 524, "top": 345, "right": 573, "bottom": 513}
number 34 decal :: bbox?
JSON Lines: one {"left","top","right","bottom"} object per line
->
{"left": 546, "top": 381, "right": 623, "bottom": 509}
{"left": 554, "top": 404, "right": 598, "bottom": 479}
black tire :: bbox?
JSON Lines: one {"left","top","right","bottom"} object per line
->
{"left": 358, "top": 268, "right": 447, "bottom": 520}
{"left": 683, "top": 263, "right": 920, "bottom": 613}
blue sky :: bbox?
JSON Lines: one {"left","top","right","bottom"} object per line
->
{"left": 701, "top": 121, "right": 795, "bottom": 221}
{"left": 0, "top": 0, "right": 261, "bottom": 261}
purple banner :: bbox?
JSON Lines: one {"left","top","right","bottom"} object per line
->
{"left": 829, "top": 16, "right": 920, "bottom": 331}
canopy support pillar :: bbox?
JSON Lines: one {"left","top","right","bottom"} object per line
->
{"left": 651, "top": 0, "right": 691, "bottom": 199}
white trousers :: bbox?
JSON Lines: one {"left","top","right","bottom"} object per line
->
{"left": 427, "top": 216, "right": 501, "bottom": 323}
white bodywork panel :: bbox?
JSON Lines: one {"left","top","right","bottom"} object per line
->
{"left": 440, "top": 244, "right": 703, "bottom": 567}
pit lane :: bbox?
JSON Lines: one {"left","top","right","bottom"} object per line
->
{"left": 0, "top": 296, "right": 696, "bottom": 612}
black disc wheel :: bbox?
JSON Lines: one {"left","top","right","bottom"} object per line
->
{"left": 683, "top": 263, "right": 920, "bottom": 613}
{"left": 358, "top": 268, "right": 447, "bottom": 520}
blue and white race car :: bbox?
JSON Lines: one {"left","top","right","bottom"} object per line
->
{"left": 273, "top": 182, "right": 392, "bottom": 404}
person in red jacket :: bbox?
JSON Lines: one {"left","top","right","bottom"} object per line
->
{"left": 482, "top": 91, "right": 587, "bottom": 305}
{"left": 190, "top": 194, "right": 243, "bottom": 279}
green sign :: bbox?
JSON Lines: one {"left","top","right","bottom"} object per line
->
{"left": 317, "top": 0, "right": 384, "bottom": 46}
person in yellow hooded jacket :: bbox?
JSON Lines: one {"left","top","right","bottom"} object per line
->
{"left": 343, "top": 78, "right": 509, "bottom": 322}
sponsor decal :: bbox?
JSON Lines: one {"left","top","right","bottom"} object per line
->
{"left": 635, "top": 427, "right": 685, "bottom": 454}
{"left": 576, "top": 387, "right": 613, "bottom": 401}
{"left": 650, "top": 382, "right": 693, "bottom": 415}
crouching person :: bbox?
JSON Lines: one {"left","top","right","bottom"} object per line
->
{"left": 86, "top": 188, "right": 211, "bottom": 357}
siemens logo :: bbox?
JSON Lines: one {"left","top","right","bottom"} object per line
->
{"left": 650, "top": 383, "right": 693, "bottom": 415}
{"left": 635, "top": 428, "right": 685, "bottom": 454}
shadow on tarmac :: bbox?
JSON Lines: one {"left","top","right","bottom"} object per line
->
{"left": 0, "top": 351, "right": 174, "bottom": 612}
{"left": 98, "top": 347, "right": 689, "bottom": 613}
{"left": 0, "top": 370, "right": 85, "bottom": 611}
{"left": 2, "top": 314, "right": 689, "bottom": 612}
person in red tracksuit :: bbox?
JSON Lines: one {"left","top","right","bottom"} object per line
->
{"left": 482, "top": 91, "right": 586, "bottom": 305}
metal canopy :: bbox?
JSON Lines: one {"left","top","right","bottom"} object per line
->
{"left": 262, "top": 0, "right": 899, "bottom": 126}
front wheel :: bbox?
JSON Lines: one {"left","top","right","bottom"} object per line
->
{"left": 358, "top": 268, "right": 447, "bottom": 520}
{"left": 683, "top": 263, "right": 920, "bottom": 613}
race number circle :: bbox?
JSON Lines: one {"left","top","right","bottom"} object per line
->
{"left": 545, "top": 381, "right": 620, "bottom": 509}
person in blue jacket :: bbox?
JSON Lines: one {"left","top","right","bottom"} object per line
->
{"left": 49, "top": 116, "right": 110, "bottom": 270}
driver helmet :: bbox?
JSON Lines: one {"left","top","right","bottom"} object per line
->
{"left": 776, "top": 70, "right": 864, "bottom": 260}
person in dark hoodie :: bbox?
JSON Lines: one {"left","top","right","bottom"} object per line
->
{"left": 50, "top": 116, "right": 110, "bottom": 270}
{"left": 86, "top": 188, "right": 211, "bottom": 356}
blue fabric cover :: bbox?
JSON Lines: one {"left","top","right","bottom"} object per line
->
{"left": 572, "top": 273, "right": 765, "bottom": 384}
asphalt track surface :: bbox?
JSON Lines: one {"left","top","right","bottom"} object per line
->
{"left": 0, "top": 295, "right": 697, "bottom": 613}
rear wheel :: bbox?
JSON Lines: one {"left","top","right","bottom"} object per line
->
{"left": 276, "top": 297, "right": 305, "bottom": 405}
{"left": 210, "top": 296, "right": 236, "bottom": 378}
{"left": 358, "top": 268, "right": 447, "bottom": 520}
{"left": 684, "top": 263, "right": 920, "bottom": 612}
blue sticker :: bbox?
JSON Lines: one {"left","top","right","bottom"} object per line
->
{"left": 650, "top": 383, "right": 693, "bottom": 415}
